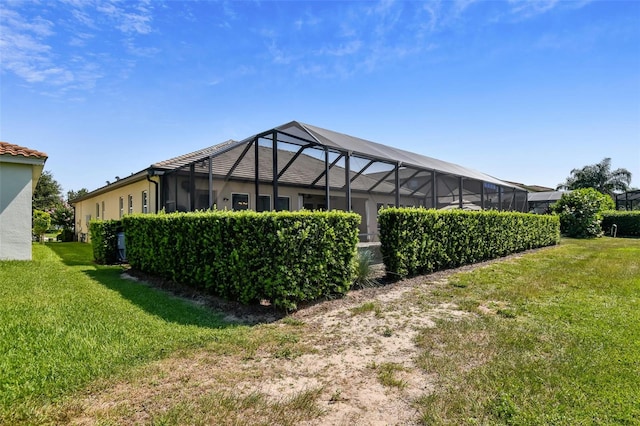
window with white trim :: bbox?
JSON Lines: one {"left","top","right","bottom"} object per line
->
{"left": 142, "top": 191, "right": 148, "bottom": 213}
{"left": 276, "top": 196, "right": 290, "bottom": 211}
{"left": 128, "top": 194, "right": 133, "bottom": 214}
{"left": 232, "top": 193, "right": 249, "bottom": 211}
{"left": 119, "top": 197, "right": 124, "bottom": 218}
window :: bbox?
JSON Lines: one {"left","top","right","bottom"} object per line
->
{"left": 96, "top": 203, "right": 100, "bottom": 219}
{"left": 257, "top": 195, "right": 271, "bottom": 212}
{"left": 102, "top": 201, "right": 105, "bottom": 219}
{"left": 119, "top": 197, "right": 124, "bottom": 218}
{"left": 128, "top": 195, "right": 133, "bottom": 214}
{"left": 142, "top": 191, "right": 148, "bottom": 213}
{"left": 276, "top": 196, "right": 290, "bottom": 211}
{"left": 232, "top": 193, "right": 249, "bottom": 211}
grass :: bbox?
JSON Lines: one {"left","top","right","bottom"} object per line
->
{"left": 414, "top": 237, "right": 640, "bottom": 425}
{"left": 2, "top": 238, "right": 639, "bottom": 424}
{"left": 149, "top": 387, "right": 325, "bottom": 426}
{"left": 371, "top": 362, "right": 407, "bottom": 389}
{"left": 350, "top": 300, "right": 383, "bottom": 316}
{"left": 0, "top": 243, "right": 312, "bottom": 424}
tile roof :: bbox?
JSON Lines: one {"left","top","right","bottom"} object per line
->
{"left": 0, "top": 142, "right": 48, "bottom": 159}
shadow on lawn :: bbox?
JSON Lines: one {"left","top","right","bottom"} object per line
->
{"left": 47, "top": 243, "right": 283, "bottom": 326}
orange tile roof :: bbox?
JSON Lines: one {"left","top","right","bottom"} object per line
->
{"left": 0, "top": 142, "right": 48, "bottom": 159}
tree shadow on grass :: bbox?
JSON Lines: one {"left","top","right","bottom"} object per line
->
{"left": 47, "top": 242, "right": 282, "bottom": 327}
{"left": 83, "top": 268, "right": 231, "bottom": 329}
{"left": 46, "top": 242, "right": 96, "bottom": 266}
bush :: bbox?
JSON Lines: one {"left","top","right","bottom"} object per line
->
{"left": 122, "top": 210, "right": 360, "bottom": 310}
{"left": 379, "top": 208, "right": 560, "bottom": 278}
{"left": 89, "top": 220, "right": 122, "bottom": 264}
{"left": 551, "top": 189, "right": 614, "bottom": 238}
{"left": 353, "top": 249, "right": 380, "bottom": 289}
{"left": 32, "top": 210, "right": 51, "bottom": 243}
{"left": 601, "top": 211, "right": 640, "bottom": 237}
{"left": 56, "top": 229, "right": 75, "bottom": 242}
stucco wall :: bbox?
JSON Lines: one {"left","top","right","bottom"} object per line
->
{"left": 74, "top": 177, "right": 158, "bottom": 241}
{"left": 0, "top": 163, "right": 33, "bottom": 260}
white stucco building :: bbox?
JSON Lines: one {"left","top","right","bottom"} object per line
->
{"left": 0, "top": 142, "right": 48, "bottom": 260}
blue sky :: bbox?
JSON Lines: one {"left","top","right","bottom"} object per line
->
{"left": 1, "top": 0, "right": 639, "bottom": 195}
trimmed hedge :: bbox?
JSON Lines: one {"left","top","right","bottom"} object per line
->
{"left": 379, "top": 208, "right": 560, "bottom": 278}
{"left": 121, "top": 210, "right": 360, "bottom": 310}
{"left": 89, "top": 220, "right": 122, "bottom": 265}
{"left": 601, "top": 211, "right": 640, "bottom": 237}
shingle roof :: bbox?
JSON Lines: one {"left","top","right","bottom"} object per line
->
{"left": 0, "top": 142, "right": 48, "bottom": 159}
{"left": 152, "top": 139, "right": 238, "bottom": 169}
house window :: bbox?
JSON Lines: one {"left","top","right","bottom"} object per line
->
{"left": 128, "top": 195, "right": 133, "bottom": 214}
{"left": 232, "top": 193, "right": 249, "bottom": 211}
{"left": 96, "top": 203, "right": 100, "bottom": 219}
{"left": 119, "top": 197, "right": 124, "bottom": 218}
{"left": 276, "top": 196, "right": 290, "bottom": 211}
{"left": 102, "top": 201, "right": 105, "bottom": 219}
{"left": 257, "top": 195, "right": 271, "bottom": 212}
{"left": 142, "top": 191, "right": 148, "bottom": 213}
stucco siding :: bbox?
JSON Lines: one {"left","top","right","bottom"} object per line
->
{"left": 0, "top": 163, "right": 33, "bottom": 260}
{"left": 74, "top": 177, "right": 158, "bottom": 241}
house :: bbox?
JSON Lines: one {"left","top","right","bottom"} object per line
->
{"left": 527, "top": 191, "right": 570, "bottom": 214}
{"left": 0, "top": 142, "right": 48, "bottom": 260}
{"left": 615, "top": 190, "right": 640, "bottom": 211}
{"left": 72, "top": 121, "right": 528, "bottom": 242}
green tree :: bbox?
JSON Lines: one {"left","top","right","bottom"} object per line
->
{"left": 551, "top": 188, "right": 614, "bottom": 238}
{"left": 51, "top": 203, "right": 75, "bottom": 241}
{"left": 33, "top": 170, "right": 63, "bottom": 212}
{"left": 67, "top": 188, "right": 89, "bottom": 202}
{"left": 557, "top": 158, "right": 632, "bottom": 198}
{"left": 32, "top": 210, "right": 52, "bottom": 243}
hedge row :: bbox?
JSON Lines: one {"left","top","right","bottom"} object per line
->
{"left": 121, "top": 210, "right": 360, "bottom": 310}
{"left": 379, "top": 208, "right": 560, "bottom": 278}
{"left": 89, "top": 219, "right": 122, "bottom": 265}
{"left": 601, "top": 211, "right": 640, "bottom": 237}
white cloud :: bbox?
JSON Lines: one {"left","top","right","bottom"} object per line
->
{"left": 508, "top": 0, "right": 560, "bottom": 19}
{"left": 317, "top": 40, "right": 362, "bottom": 57}
{"left": 0, "top": 1, "right": 158, "bottom": 96}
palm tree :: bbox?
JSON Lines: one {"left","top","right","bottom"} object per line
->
{"left": 557, "top": 158, "right": 632, "bottom": 197}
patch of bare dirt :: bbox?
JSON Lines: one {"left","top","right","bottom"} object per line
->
{"left": 67, "top": 249, "right": 547, "bottom": 425}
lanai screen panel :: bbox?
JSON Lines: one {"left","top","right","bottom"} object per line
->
{"left": 484, "top": 182, "right": 500, "bottom": 210}
{"left": 514, "top": 191, "right": 527, "bottom": 212}
{"left": 399, "top": 168, "right": 432, "bottom": 208}
{"left": 462, "top": 179, "right": 483, "bottom": 209}
{"left": 291, "top": 121, "right": 521, "bottom": 190}
{"left": 501, "top": 187, "right": 515, "bottom": 211}
{"left": 436, "top": 174, "right": 461, "bottom": 209}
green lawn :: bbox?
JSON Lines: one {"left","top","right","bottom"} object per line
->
{"left": 1, "top": 239, "right": 638, "bottom": 424}
{"left": 415, "top": 237, "right": 640, "bottom": 424}
{"left": 0, "top": 243, "right": 234, "bottom": 422}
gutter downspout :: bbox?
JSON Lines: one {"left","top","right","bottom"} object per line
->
{"left": 147, "top": 169, "right": 160, "bottom": 213}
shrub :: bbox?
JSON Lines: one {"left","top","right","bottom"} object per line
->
{"left": 379, "top": 208, "right": 560, "bottom": 278}
{"left": 551, "top": 189, "right": 614, "bottom": 238}
{"left": 32, "top": 210, "right": 51, "bottom": 243}
{"left": 89, "top": 220, "right": 122, "bottom": 264}
{"left": 353, "top": 249, "right": 380, "bottom": 289}
{"left": 601, "top": 211, "right": 640, "bottom": 237}
{"left": 122, "top": 210, "right": 360, "bottom": 310}
{"left": 56, "top": 229, "right": 75, "bottom": 242}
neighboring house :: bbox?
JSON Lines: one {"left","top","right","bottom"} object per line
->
{"left": 615, "top": 190, "right": 640, "bottom": 211}
{"left": 72, "top": 121, "right": 528, "bottom": 242}
{"left": 0, "top": 142, "right": 48, "bottom": 260}
{"left": 527, "top": 191, "right": 570, "bottom": 214}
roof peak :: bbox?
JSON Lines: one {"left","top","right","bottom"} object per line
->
{"left": 0, "top": 141, "right": 48, "bottom": 159}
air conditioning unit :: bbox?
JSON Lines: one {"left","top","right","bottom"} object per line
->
{"left": 117, "top": 232, "right": 126, "bottom": 262}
